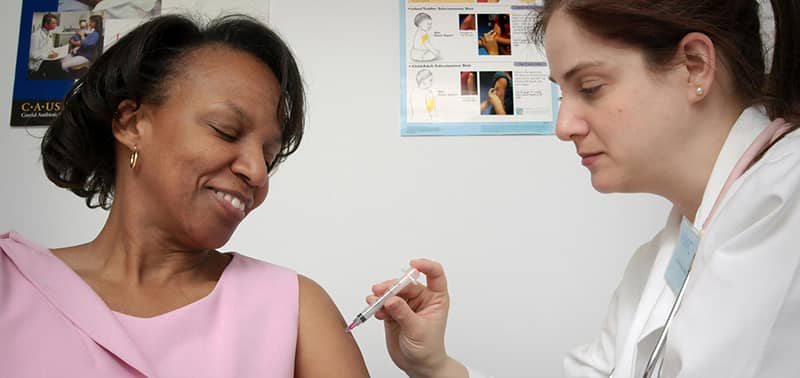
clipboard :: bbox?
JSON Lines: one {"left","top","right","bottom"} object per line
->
{"left": 44, "top": 44, "right": 70, "bottom": 61}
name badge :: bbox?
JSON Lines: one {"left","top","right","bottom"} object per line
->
{"left": 664, "top": 217, "right": 700, "bottom": 295}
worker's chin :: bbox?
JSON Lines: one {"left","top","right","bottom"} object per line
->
{"left": 590, "top": 172, "right": 621, "bottom": 194}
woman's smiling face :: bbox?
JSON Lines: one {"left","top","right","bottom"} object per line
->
{"left": 129, "top": 45, "right": 283, "bottom": 249}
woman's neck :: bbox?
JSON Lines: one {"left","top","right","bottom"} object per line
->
{"left": 51, "top": 203, "right": 231, "bottom": 317}
{"left": 72, "top": 203, "right": 217, "bottom": 289}
{"left": 656, "top": 103, "right": 746, "bottom": 224}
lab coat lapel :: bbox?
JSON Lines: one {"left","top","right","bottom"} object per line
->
{"left": 3, "top": 232, "right": 157, "bottom": 378}
{"left": 634, "top": 211, "right": 679, "bottom": 345}
{"left": 614, "top": 210, "right": 679, "bottom": 377}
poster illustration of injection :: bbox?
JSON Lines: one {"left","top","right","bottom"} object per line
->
{"left": 401, "top": 0, "right": 558, "bottom": 136}
{"left": 11, "top": 0, "right": 268, "bottom": 127}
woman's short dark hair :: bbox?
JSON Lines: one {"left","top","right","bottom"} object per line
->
{"left": 531, "top": 0, "right": 799, "bottom": 126}
{"left": 41, "top": 14, "right": 306, "bottom": 209}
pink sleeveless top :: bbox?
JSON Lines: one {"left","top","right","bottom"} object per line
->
{"left": 0, "top": 231, "right": 299, "bottom": 378}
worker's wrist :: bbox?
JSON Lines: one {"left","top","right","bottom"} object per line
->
{"left": 408, "top": 356, "right": 468, "bottom": 378}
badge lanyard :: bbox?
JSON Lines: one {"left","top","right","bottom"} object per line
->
{"left": 624, "top": 118, "right": 793, "bottom": 378}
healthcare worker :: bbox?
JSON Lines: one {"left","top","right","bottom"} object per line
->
{"left": 367, "top": 0, "right": 800, "bottom": 377}
{"left": 28, "top": 14, "right": 59, "bottom": 79}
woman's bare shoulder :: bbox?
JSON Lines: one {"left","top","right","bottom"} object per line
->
{"left": 295, "top": 274, "right": 369, "bottom": 378}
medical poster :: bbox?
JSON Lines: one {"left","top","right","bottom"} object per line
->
{"left": 400, "top": 0, "right": 558, "bottom": 136}
{"left": 11, "top": 0, "right": 269, "bottom": 127}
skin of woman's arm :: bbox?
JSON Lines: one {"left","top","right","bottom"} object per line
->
{"left": 295, "top": 275, "right": 369, "bottom": 377}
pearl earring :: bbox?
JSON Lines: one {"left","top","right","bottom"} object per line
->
{"left": 696, "top": 87, "right": 704, "bottom": 96}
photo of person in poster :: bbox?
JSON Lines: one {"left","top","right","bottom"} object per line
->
{"left": 27, "top": 11, "right": 104, "bottom": 80}
{"left": 460, "top": 71, "right": 477, "bottom": 96}
{"left": 459, "top": 14, "right": 475, "bottom": 31}
{"left": 68, "top": 19, "right": 89, "bottom": 54}
{"left": 477, "top": 14, "right": 511, "bottom": 55}
{"left": 480, "top": 71, "right": 514, "bottom": 115}
{"left": 28, "top": 13, "right": 61, "bottom": 79}
{"left": 59, "top": 15, "right": 103, "bottom": 77}
{"left": 13, "top": 0, "right": 266, "bottom": 127}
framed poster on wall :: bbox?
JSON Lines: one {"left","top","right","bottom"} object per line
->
{"left": 11, "top": 0, "right": 269, "bottom": 127}
{"left": 400, "top": 0, "right": 559, "bottom": 136}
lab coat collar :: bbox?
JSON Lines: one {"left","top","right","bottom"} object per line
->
{"left": 693, "top": 107, "right": 770, "bottom": 229}
{"left": 1, "top": 231, "right": 157, "bottom": 378}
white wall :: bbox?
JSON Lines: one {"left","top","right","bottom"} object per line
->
{"left": 0, "top": 1, "right": 671, "bottom": 377}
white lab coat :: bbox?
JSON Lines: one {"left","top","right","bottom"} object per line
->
{"left": 467, "top": 107, "right": 800, "bottom": 378}
{"left": 563, "top": 107, "right": 800, "bottom": 377}
{"left": 28, "top": 28, "right": 53, "bottom": 72}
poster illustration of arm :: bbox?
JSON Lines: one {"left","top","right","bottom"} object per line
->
{"left": 400, "top": 0, "right": 559, "bottom": 136}
{"left": 11, "top": 0, "right": 269, "bottom": 127}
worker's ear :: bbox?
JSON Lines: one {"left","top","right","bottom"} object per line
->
{"left": 674, "top": 32, "right": 716, "bottom": 103}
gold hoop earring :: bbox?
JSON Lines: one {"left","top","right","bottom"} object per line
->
{"left": 696, "top": 87, "right": 704, "bottom": 96}
{"left": 129, "top": 145, "right": 139, "bottom": 170}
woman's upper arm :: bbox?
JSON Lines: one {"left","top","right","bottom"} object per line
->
{"left": 294, "top": 274, "right": 369, "bottom": 378}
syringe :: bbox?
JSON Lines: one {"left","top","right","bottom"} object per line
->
{"left": 346, "top": 268, "right": 423, "bottom": 332}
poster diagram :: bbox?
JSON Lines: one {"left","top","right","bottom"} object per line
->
{"left": 400, "top": 0, "right": 558, "bottom": 136}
